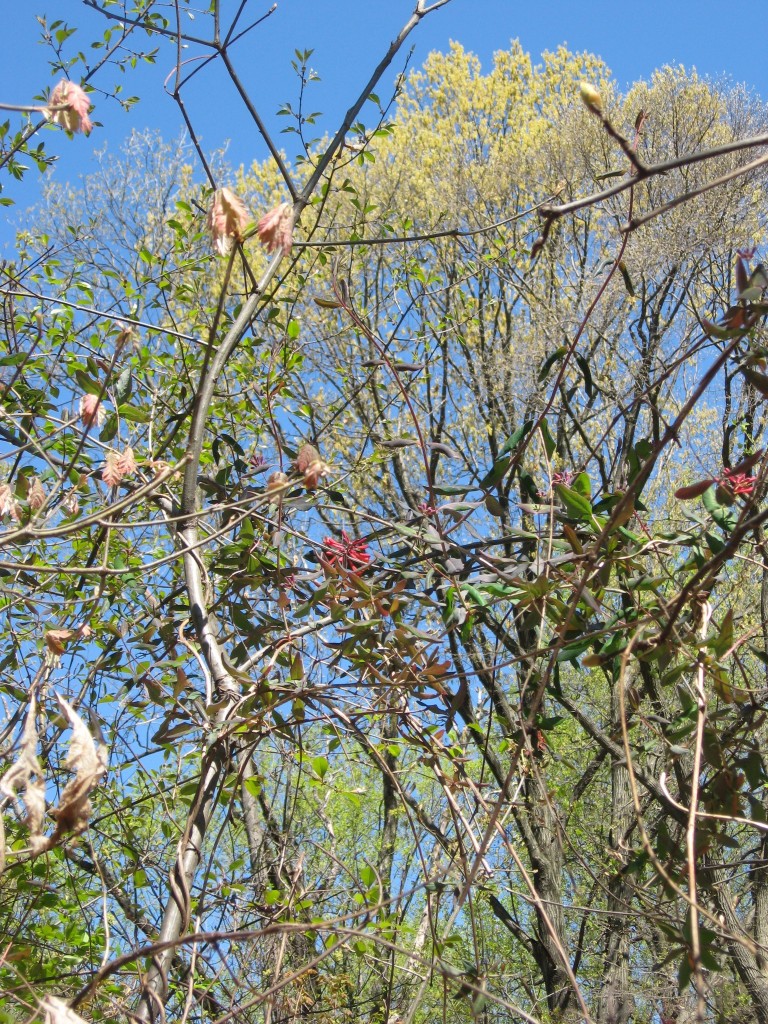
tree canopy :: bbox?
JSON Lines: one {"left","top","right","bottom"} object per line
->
{"left": 3, "top": 6, "right": 768, "bottom": 1024}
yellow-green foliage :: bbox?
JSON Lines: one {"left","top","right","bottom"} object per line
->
{"left": 233, "top": 44, "right": 768, "bottom": 522}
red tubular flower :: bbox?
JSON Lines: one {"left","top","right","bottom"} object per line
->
{"left": 322, "top": 531, "right": 371, "bottom": 574}
{"left": 551, "top": 470, "right": 573, "bottom": 487}
{"left": 677, "top": 454, "right": 762, "bottom": 502}
{"left": 720, "top": 467, "right": 756, "bottom": 497}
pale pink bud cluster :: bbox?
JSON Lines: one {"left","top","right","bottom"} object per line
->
{"left": 27, "top": 477, "right": 46, "bottom": 512}
{"left": 207, "top": 188, "right": 251, "bottom": 256}
{"left": 102, "top": 447, "right": 137, "bottom": 487}
{"left": 0, "top": 482, "right": 21, "bottom": 521}
{"left": 79, "top": 394, "right": 105, "bottom": 428}
{"left": 295, "top": 443, "right": 330, "bottom": 490}
{"left": 257, "top": 203, "right": 293, "bottom": 257}
{"left": 47, "top": 80, "right": 93, "bottom": 135}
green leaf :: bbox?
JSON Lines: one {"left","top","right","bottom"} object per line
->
{"left": 434, "top": 484, "right": 474, "bottom": 495}
{"left": 556, "top": 636, "right": 593, "bottom": 663}
{"left": 554, "top": 483, "right": 593, "bottom": 521}
{"left": 74, "top": 370, "right": 100, "bottom": 394}
{"left": 703, "top": 530, "right": 725, "bottom": 554}
{"left": 575, "top": 354, "right": 594, "bottom": 399}
{"left": 359, "top": 865, "right": 375, "bottom": 887}
{"left": 480, "top": 455, "right": 510, "bottom": 489}
{"left": 485, "top": 494, "right": 505, "bottom": 517}
{"left": 712, "top": 609, "right": 734, "bottom": 658}
{"left": 118, "top": 404, "right": 150, "bottom": 423}
{"left": 539, "top": 419, "right": 556, "bottom": 459}
{"left": 113, "top": 365, "right": 132, "bottom": 403}
{"left": 243, "top": 777, "right": 261, "bottom": 798}
{"left": 571, "top": 472, "right": 592, "bottom": 499}
{"left": 702, "top": 485, "right": 737, "bottom": 531}
{"left": 677, "top": 952, "right": 692, "bottom": 991}
{"left": 538, "top": 346, "right": 567, "bottom": 382}
{"left": 499, "top": 419, "right": 533, "bottom": 456}
{"left": 594, "top": 168, "right": 625, "bottom": 180}
{"left": 740, "top": 364, "right": 768, "bottom": 396}
{"left": 460, "top": 583, "right": 488, "bottom": 607}
{"left": 99, "top": 414, "right": 118, "bottom": 443}
{"left": 618, "top": 260, "right": 635, "bottom": 296}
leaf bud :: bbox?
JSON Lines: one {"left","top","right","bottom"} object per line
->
{"left": 579, "top": 82, "right": 603, "bottom": 114}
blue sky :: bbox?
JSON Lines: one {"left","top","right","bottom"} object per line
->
{"left": 1, "top": 0, "right": 765, "bottom": 247}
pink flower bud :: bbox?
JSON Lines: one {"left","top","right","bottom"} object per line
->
{"left": 207, "top": 187, "right": 251, "bottom": 256}
{"left": 257, "top": 203, "right": 293, "bottom": 257}
{"left": 47, "top": 80, "right": 93, "bottom": 135}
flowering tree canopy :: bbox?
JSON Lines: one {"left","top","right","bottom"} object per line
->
{"left": 3, "top": 6, "right": 768, "bottom": 1024}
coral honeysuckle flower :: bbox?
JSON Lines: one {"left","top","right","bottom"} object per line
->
{"left": 257, "top": 202, "right": 293, "bottom": 257}
{"left": 207, "top": 187, "right": 251, "bottom": 256}
{"left": 720, "top": 466, "right": 756, "bottom": 497}
{"left": 675, "top": 460, "right": 760, "bottom": 502}
{"left": 322, "top": 531, "right": 371, "bottom": 574}
{"left": 551, "top": 470, "right": 573, "bottom": 487}
{"left": 47, "top": 80, "right": 93, "bottom": 135}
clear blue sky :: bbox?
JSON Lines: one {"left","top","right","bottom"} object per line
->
{"left": 1, "top": 0, "right": 765, "bottom": 246}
